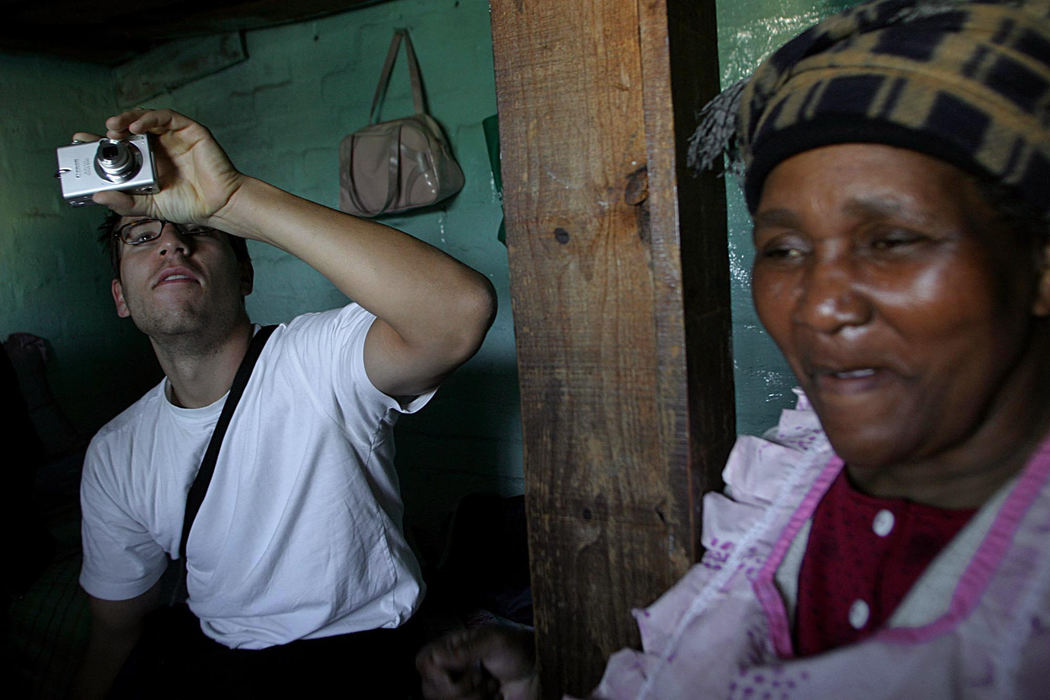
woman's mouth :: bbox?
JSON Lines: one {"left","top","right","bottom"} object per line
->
{"left": 832, "top": 369, "right": 876, "bottom": 379}
{"left": 811, "top": 366, "right": 886, "bottom": 394}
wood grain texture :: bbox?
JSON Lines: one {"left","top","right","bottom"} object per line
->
{"left": 491, "top": 0, "right": 733, "bottom": 695}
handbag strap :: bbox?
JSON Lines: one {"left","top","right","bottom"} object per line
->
{"left": 176, "top": 324, "right": 278, "bottom": 579}
{"left": 369, "top": 28, "right": 426, "bottom": 124}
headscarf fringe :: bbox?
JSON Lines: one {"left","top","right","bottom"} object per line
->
{"left": 687, "top": 78, "right": 746, "bottom": 175}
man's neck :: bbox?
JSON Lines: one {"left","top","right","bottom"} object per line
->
{"left": 152, "top": 319, "right": 254, "bottom": 408}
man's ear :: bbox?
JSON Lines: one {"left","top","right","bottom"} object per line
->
{"left": 1033, "top": 239, "right": 1050, "bottom": 317}
{"left": 239, "top": 260, "right": 254, "bottom": 297}
{"left": 111, "top": 278, "right": 131, "bottom": 318}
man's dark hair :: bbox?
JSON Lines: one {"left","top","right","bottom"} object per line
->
{"left": 98, "top": 210, "right": 251, "bottom": 280}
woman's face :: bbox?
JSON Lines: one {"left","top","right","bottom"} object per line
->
{"left": 752, "top": 143, "right": 1048, "bottom": 476}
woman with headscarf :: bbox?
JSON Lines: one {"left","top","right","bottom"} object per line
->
{"left": 417, "top": 0, "right": 1050, "bottom": 696}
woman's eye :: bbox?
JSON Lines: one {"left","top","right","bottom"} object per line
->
{"left": 759, "top": 244, "right": 804, "bottom": 261}
{"left": 866, "top": 226, "right": 932, "bottom": 250}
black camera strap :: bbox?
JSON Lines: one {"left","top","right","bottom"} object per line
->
{"left": 169, "top": 324, "right": 277, "bottom": 605}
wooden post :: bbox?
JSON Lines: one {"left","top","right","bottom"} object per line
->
{"left": 490, "top": 0, "right": 734, "bottom": 695}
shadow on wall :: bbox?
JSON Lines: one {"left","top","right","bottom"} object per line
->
{"left": 396, "top": 363, "right": 524, "bottom": 565}
{"left": 69, "top": 330, "right": 164, "bottom": 434}
{"left": 3, "top": 333, "right": 94, "bottom": 698}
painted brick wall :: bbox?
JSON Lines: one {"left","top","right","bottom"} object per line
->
{"left": 0, "top": 54, "right": 159, "bottom": 446}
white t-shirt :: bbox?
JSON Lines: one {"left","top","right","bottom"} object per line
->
{"left": 79, "top": 305, "right": 432, "bottom": 649}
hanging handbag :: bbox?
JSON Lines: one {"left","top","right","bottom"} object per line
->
{"left": 338, "top": 29, "right": 464, "bottom": 217}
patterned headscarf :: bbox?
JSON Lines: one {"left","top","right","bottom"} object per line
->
{"left": 690, "top": 0, "right": 1050, "bottom": 215}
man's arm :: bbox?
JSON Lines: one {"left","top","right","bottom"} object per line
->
{"left": 217, "top": 176, "right": 496, "bottom": 398}
{"left": 84, "top": 109, "right": 497, "bottom": 397}
{"left": 73, "top": 581, "right": 163, "bottom": 700}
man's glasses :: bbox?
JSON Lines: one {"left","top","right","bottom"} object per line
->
{"left": 113, "top": 219, "right": 218, "bottom": 246}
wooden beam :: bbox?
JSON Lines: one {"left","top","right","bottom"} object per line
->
{"left": 490, "top": 0, "right": 732, "bottom": 695}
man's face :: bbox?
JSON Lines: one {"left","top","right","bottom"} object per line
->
{"left": 111, "top": 219, "right": 253, "bottom": 342}
{"left": 751, "top": 143, "right": 1047, "bottom": 481}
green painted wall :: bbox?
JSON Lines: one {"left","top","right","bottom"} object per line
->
{"left": 715, "top": 0, "right": 860, "bottom": 435}
{"left": 0, "top": 54, "right": 159, "bottom": 442}
{"left": 0, "top": 0, "right": 519, "bottom": 540}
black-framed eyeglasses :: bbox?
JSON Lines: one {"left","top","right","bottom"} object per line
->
{"left": 113, "top": 218, "right": 218, "bottom": 246}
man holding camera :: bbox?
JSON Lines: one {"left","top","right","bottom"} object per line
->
{"left": 72, "top": 109, "right": 496, "bottom": 698}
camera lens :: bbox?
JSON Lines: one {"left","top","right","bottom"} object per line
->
{"left": 94, "top": 138, "right": 142, "bottom": 183}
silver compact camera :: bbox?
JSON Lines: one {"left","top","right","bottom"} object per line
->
{"left": 55, "top": 134, "right": 158, "bottom": 206}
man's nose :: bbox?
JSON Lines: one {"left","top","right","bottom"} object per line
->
{"left": 156, "top": 223, "right": 193, "bottom": 255}
{"left": 792, "top": 256, "right": 873, "bottom": 334}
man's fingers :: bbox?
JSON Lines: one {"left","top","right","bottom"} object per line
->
{"left": 84, "top": 108, "right": 178, "bottom": 142}
{"left": 71, "top": 131, "right": 102, "bottom": 144}
{"left": 416, "top": 627, "right": 534, "bottom": 700}
{"left": 92, "top": 190, "right": 142, "bottom": 217}
{"left": 417, "top": 638, "right": 490, "bottom": 700}
{"left": 103, "top": 111, "right": 139, "bottom": 139}
{"left": 105, "top": 108, "right": 175, "bottom": 139}
{"left": 416, "top": 637, "right": 471, "bottom": 674}
{"left": 94, "top": 107, "right": 197, "bottom": 144}
{"left": 417, "top": 660, "right": 485, "bottom": 700}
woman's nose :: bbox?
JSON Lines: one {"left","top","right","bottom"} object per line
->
{"left": 792, "top": 258, "right": 872, "bottom": 333}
